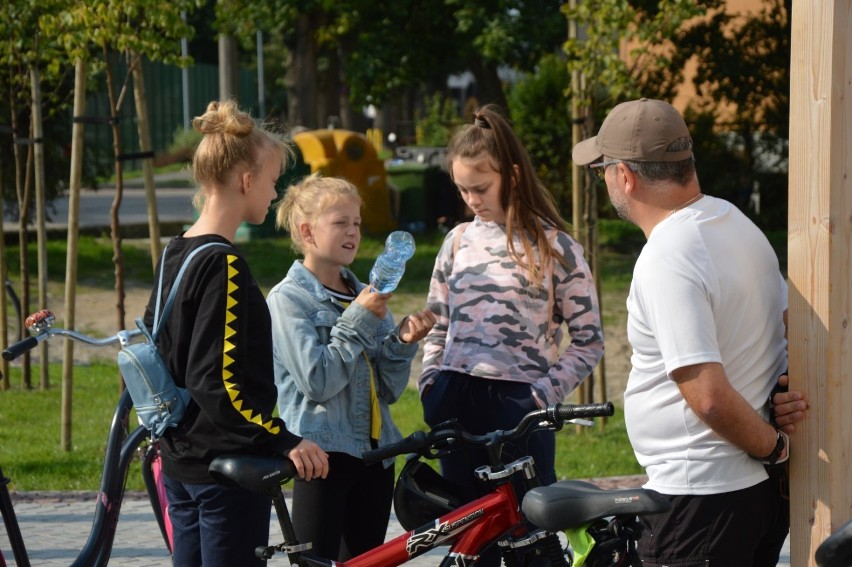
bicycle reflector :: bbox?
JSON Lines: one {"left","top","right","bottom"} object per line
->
{"left": 393, "top": 456, "right": 466, "bottom": 531}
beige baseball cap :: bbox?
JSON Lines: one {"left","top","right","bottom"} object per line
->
{"left": 572, "top": 98, "right": 693, "bottom": 165}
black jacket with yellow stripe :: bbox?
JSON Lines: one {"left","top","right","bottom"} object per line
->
{"left": 143, "top": 233, "right": 301, "bottom": 483}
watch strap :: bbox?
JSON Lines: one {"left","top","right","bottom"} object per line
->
{"left": 751, "top": 429, "right": 789, "bottom": 466}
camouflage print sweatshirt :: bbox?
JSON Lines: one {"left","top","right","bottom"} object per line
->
{"left": 419, "top": 218, "right": 604, "bottom": 407}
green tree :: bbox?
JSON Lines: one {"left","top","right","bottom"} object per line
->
{"left": 37, "top": 0, "right": 198, "bottom": 450}
{"left": 672, "top": 0, "right": 791, "bottom": 229}
{"left": 564, "top": 0, "right": 791, "bottom": 230}
{"left": 0, "top": 0, "right": 79, "bottom": 391}
{"left": 217, "top": 0, "right": 569, "bottom": 130}
{"left": 448, "top": 0, "right": 567, "bottom": 110}
{"left": 416, "top": 93, "right": 464, "bottom": 146}
{"left": 44, "top": 0, "right": 195, "bottom": 331}
{"left": 563, "top": 0, "right": 707, "bottom": 113}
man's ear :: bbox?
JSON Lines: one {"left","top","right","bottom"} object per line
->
{"left": 618, "top": 163, "right": 637, "bottom": 195}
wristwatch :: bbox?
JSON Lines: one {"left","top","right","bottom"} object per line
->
{"left": 751, "top": 429, "right": 789, "bottom": 465}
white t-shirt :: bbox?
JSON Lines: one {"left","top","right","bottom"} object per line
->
{"left": 624, "top": 195, "right": 788, "bottom": 495}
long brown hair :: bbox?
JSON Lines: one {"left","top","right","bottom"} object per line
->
{"left": 446, "top": 104, "right": 568, "bottom": 287}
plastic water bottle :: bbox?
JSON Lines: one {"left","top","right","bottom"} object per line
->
{"left": 369, "top": 231, "right": 416, "bottom": 293}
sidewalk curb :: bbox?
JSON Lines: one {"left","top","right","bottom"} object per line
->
{"left": 8, "top": 475, "right": 647, "bottom": 504}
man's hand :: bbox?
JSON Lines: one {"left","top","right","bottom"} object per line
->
{"left": 399, "top": 309, "right": 437, "bottom": 344}
{"left": 288, "top": 439, "right": 329, "bottom": 480}
{"left": 771, "top": 374, "right": 808, "bottom": 434}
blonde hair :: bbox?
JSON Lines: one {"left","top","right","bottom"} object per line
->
{"left": 190, "top": 100, "right": 293, "bottom": 209}
{"left": 276, "top": 173, "right": 362, "bottom": 253}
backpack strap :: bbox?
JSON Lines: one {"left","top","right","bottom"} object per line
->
{"left": 152, "top": 242, "right": 231, "bottom": 341}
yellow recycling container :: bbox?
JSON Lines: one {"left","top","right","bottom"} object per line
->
{"left": 293, "top": 129, "right": 396, "bottom": 234}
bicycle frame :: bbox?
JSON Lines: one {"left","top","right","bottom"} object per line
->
{"left": 281, "top": 461, "right": 529, "bottom": 567}
{"left": 209, "top": 402, "right": 617, "bottom": 566}
{"left": 1, "top": 311, "right": 171, "bottom": 567}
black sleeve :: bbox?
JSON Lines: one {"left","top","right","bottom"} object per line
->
{"left": 156, "top": 247, "right": 302, "bottom": 455}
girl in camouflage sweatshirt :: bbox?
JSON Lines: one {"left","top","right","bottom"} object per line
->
{"left": 419, "top": 104, "right": 603, "bottom": 566}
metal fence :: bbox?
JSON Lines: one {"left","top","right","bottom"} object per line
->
{"left": 81, "top": 58, "right": 259, "bottom": 172}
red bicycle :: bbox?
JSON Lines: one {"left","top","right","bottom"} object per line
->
{"left": 209, "top": 401, "right": 671, "bottom": 566}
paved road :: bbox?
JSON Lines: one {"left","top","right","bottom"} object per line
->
{"left": 45, "top": 187, "right": 197, "bottom": 231}
{"left": 3, "top": 171, "right": 197, "bottom": 234}
{"left": 2, "top": 490, "right": 791, "bottom": 566}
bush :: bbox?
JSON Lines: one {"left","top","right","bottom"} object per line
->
{"left": 416, "top": 93, "right": 463, "bottom": 146}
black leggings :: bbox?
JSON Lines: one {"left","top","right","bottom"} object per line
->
{"left": 291, "top": 451, "right": 395, "bottom": 561}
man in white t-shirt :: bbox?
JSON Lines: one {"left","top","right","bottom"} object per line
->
{"left": 572, "top": 98, "right": 807, "bottom": 566}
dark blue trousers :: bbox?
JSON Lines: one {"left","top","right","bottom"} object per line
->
{"left": 421, "top": 371, "right": 557, "bottom": 566}
{"left": 164, "top": 474, "right": 272, "bottom": 567}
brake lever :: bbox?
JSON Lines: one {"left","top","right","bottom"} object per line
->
{"left": 423, "top": 436, "right": 458, "bottom": 459}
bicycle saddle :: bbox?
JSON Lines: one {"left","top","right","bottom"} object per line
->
{"left": 208, "top": 454, "right": 296, "bottom": 494}
{"left": 522, "top": 480, "right": 671, "bottom": 531}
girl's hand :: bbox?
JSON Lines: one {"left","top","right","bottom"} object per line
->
{"left": 355, "top": 286, "right": 390, "bottom": 318}
{"left": 399, "top": 309, "right": 437, "bottom": 343}
{"left": 288, "top": 439, "right": 329, "bottom": 480}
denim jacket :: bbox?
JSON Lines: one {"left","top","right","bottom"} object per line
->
{"left": 267, "top": 260, "right": 418, "bottom": 465}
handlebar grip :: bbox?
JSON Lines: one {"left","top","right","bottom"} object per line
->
{"left": 2, "top": 336, "right": 41, "bottom": 361}
{"left": 555, "top": 401, "right": 615, "bottom": 421}
{"left": 363, "top": 430, "right": 428, "bottom": 465}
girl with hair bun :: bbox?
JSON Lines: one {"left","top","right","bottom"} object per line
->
{"left": 141, "top": 100, "right": 328, "bottom": 567}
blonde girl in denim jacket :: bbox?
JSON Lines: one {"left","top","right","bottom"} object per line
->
{"left": 267, "top": 173, "right": 435, "bottom": 561}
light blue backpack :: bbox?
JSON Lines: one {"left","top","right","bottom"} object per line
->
{"left": 117, "top": 242, "right": 229, "bottom": 439}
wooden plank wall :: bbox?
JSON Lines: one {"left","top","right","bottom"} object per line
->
{"left": 788, "top": 1, "right": 852, "bottom": 565}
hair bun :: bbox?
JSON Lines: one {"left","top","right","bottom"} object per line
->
{"left": 193, "top": 100, "right": 254, "bottom": 137}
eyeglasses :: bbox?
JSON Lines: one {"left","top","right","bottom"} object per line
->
{"left": 589, "top": 160, "right": 621, "bottom": 182}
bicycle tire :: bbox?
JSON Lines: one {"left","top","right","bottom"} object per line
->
{"left": 816, "top": 518, "right": 852, "bottom": 567}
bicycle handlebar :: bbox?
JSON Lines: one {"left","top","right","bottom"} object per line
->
{"left": 363, "top": 401, "right": 614, "bottom": 465}
{"left": 2, "top": 309, "right": 140, "bottom": 361}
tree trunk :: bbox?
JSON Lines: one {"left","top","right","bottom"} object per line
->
{"left": 13, "top": 109, "right": 33, "bottom": 390}
{"left": 130, "top": 54, "right": 161, "bottom": 270}
{"left": 30, "top": 65, "right": 49, "bottom": 391}
{"left": 286, "top": 13, "right": 319, "bottom": 129}
{"left": 467, "top": 56, "right": 508, "bottom": 112}
{"left": 61, "top": 58, "right": 87, "bottom": 452}
{"left": 0, "top": 160, "right": 6, "bottom": 391}
{"left": 316, "top": 33, "right": 341, "bottom": 130}
{"left": 103, "top": 52, "right": 127, "bottom": 394}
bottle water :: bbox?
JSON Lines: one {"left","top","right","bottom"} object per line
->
{"left": 369, "top": 231, "right": 416, "bottom": 293}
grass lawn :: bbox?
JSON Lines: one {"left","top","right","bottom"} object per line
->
{"left": 0, "top": 223, "right": 645, "bottom": 491}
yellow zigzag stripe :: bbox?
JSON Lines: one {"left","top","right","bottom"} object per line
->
{"left": 221, "top": 254, "right": 280, "bottom": 435}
